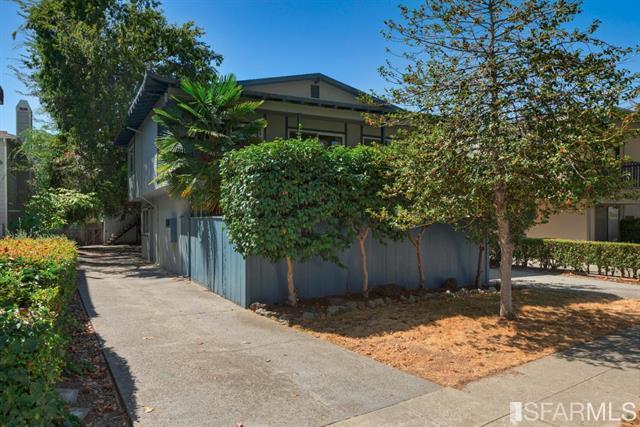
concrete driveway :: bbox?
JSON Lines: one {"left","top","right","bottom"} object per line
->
{"left": 77, "top": 246, "right": 438, "bottom": 426}
{"left": 490, "top": 267, "right": 640, "bottom": 299}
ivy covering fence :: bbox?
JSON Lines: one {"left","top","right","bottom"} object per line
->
{"left": 0, "top": 237, "right": 78, "bottom": 424}
{"left": 513, "top": 238, "right": 640, "bottom": 278}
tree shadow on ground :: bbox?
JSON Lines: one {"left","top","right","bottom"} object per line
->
{"left": 291, "top": 286, "right": 640, "bottom": 359}
{"left": 76, "top": 269, "right": 139, "bottom": 423}
{"left": 553, "top": 326, "right": 640, "bottom": 370}
{"left": 77, "top": 246, "right": 178, "bottom": 281}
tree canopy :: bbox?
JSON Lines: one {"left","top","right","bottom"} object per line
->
{"left": 380, "top": 0, "right": 639, "bottom": 317}
{"left": 15, "top": 0, "right": 221, "bottom": 215}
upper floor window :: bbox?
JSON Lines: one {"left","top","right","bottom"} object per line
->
{"left": 310, "top": 84, "right": 320, "bottom": 99}
{"left": 288, "top": 129, "right": 344, "bottom": 147}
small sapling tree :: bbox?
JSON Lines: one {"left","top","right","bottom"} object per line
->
{"left": 329, "top": 145, "right": 394, "bottom": 297}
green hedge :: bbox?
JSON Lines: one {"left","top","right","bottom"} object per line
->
{"left": 621, "top": 218, "right": 640, "bottom": 243}
{"left": 513, "top": 237, "right": 640, "bottom": 278}
{"left": 0, "top": 237, "right": 78, "bottom": 425}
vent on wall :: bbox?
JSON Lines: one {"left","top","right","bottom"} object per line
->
{"left": 310, "top": 84, "right": 320, "bottom": 98}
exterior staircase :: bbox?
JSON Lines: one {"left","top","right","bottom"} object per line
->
{"left": 105, "top": 217, "right": 140, "bottom": 245}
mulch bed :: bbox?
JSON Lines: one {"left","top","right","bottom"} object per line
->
{"left": 257, "top": 287, "right": 640, "bottom": 388}
{"left": 57, "top": 292, "right": 129, "bottom": 426}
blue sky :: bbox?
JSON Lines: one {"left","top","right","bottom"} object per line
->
{"left": 0, "top": 0, "right": 639, "bottom": 134}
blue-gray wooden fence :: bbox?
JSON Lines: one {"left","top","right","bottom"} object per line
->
{"left": 181, "top": 217, "right": 488, "bottom": 307}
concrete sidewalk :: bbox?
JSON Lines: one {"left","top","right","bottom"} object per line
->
{"left": 77, "top": 246, "right": 439, "bottom": 426}
{"left": 334, "top": 326, "right": 640, "bottom": 426}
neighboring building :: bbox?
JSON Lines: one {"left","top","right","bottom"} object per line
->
{"left": 114, "top": 71, "right": 485, "bottom": 306}
{"left": 6, "top": 100, "right": 34, "bottom": 229}
{"left": 527, "top": 135, "right": 640, "bottom": 241}
{"left": 0, "top": 131, "right": 17, "bottom": 236}
{"left": 16, "top": 100, "right": 33, "bottom": 137}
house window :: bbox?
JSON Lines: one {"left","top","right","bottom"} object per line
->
{"left": 142, "top": 209, "right": 150, "bottom": 235}
{"left": 287, "top": 129, "right": 344, "bottom": 147}
{"left": 128, "top": 144, "right": 135, "bottom": 173}
{"left": 310, "top": 84, "right": 320, "bottom": 99}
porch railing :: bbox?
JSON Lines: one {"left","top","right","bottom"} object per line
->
{"left": 622, "top": 162, "right": 640, "bottom": 188}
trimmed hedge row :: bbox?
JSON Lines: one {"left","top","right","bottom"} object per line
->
{"left": 513, "top": 237, "right": 640, "bottom": 278}
{"left": 0, "top": 237, "right": 78, "bottom": 424}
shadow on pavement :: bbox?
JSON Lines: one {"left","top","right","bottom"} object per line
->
{"left": 78, "top": 245, "right": 176, "bottom": 281}
{"left": 556, "top": 326, "right": 640, "bottom": 370}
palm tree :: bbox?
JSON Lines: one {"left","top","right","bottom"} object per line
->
{"left": 153, "top": 75, "right": 266, "bottom": 213}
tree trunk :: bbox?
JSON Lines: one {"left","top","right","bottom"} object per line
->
{"left": 494, "top": 187, "right": 515, "bottom": 319}
{"left": 356, "top": 227, "right": 370, "bottom": 298}
{"left": 285, "top": 256, "right": 297, "bottom": 307}
{"left": 408, "top": 227, "right": 427, "bottom": 289}
{"left": 475, "top": 241, "right": 485, "bottom": 289}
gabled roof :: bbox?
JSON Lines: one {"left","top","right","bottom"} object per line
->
{"left": 239, "top": 73, "right": 367, "bottom": 97}
{"left": 113, "top": 71, "right": 178, "bottom": 146}
{"left": 238, "top": 73, "right": 397, "bottom": 113}
{"left": 113, "top": 72, "right": 396, "bottom": 146}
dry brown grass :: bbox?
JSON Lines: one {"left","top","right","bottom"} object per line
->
{"left": 292, "top": 289, "right": 640, "bottom": 387}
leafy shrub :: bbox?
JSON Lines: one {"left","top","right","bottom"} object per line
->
{"left": 328, "top": 144, "right": 397, "bottom": 296}
{"left": 221, "top": 138, "right": 348, "bottom": 305}
{"left": 621, "top": 218, "right": 640, "bottom": 243}
{"left": 19, "top": 188, "right": 98, "bottom": 235}
{"left": 513, "top": 237, "right": 640, "bottom": 278}
{"left": 0, "top": 237, "right": 78, "bottom": 424}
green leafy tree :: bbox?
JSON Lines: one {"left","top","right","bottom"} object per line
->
{"left": 380, "top": 0, "right": 638, "bottom": 318}
{"left": 12, "top": 128, "right": 86, "bottom": 193}
{"left": 15, "top": 0, "right": 221, "bottom": 215}
{"left": 381, "top": 130, "right": 471, "bottom": 289}
{"left": 20, "top": 188, "right": 98, "bottom": 235}
{"left": 329, "top": 144, "right": 396, "bottom": 297}
{"left": 153, "top": 76, "right": 266, "bottom": 213}
{"left": 221, "top": 139, "right": 347, "bottom": 306}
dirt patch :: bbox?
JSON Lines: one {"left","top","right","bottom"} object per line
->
{"left": 268, "top": 288, "right": 640, "bottom": 387}
{"left": 57, "top": 292, "right": 129, "bottom": 426}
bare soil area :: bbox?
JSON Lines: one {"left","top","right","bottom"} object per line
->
{"left": 267, "top": 288, "right": 640, "bottom": 387}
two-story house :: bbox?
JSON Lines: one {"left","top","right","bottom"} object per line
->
{"left": 527, "top": 136, "right": 640, "bottom": 242}
{"left": 114, "top": 72, "right": 398, "bottom": 274}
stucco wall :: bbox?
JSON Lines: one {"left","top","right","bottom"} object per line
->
{"left": 140, "top": 193, "right": 190, "bottom": 275}
{"left": 527, "top": 210, "right": 592, "bottom": 240}
{"left": 623, "top": 135, "right": 640, "bottom": 162}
